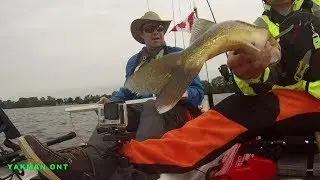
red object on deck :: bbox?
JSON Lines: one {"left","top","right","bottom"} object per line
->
{"left": 210, "top": 143, "right": 277, "bottom": 180}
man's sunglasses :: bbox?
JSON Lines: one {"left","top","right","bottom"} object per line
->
{"left": 142, "top": 25, "right": 165, "bottom": 33}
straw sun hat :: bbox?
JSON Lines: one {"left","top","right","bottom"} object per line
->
{"left": 130, "top": 11, "right": 172, "bottom": 44}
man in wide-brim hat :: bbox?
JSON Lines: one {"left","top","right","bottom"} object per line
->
{"left": 95, "top": 10, "right": 205, "bottom": 142}
{"left": 16, "top": 10, "right": 205, "bottom": 180}
{"left": 16, "top": 10, "right": 204, "bottom": 179}
{"left": 130, "top": 11, "right": 172, "bottom": 45}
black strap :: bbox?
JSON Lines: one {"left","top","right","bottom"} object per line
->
{"left": 306, "top": 81, "right": 310, "bottom": 92}
{"left": 263, "top": 9, "right": 285, "bottom": 24}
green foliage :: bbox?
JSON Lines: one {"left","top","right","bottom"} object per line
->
{"left": 0, "top": 92, "right": 118, "bottom": 109}
{"left": 210, "top": 76, "right": 238, "bottom": 94}
{"left": 0, "top": 76, "right": 239, "bottom": 109}
{"left": 201, "top": 75, "right": 238, "bottom": 94}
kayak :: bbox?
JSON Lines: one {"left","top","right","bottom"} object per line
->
{"left": 0, "top": 95, "right": 224, "bottom": 180}
{"left": 1, "top": 94, "right": 319, "bottom": 180}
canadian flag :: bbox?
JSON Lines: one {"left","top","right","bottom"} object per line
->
{"left": 170, "top": 11, "right": 196, "bottom": 33}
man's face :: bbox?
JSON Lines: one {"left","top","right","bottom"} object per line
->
{"left": 140, "top": 22, "right": 165, "bottom": 48}
{"left": 266, "top": 0, "right": 292, "bottom": 6}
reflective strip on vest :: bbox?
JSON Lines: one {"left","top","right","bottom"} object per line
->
{"left": 309, "top": 81, "right": 320, "bottom": 99}
{"left": 260, "top": 15, "right": 279, "bottom": 37}
{"left": 272, "top": 81, "right": 306, "bottom": 91}
{"left": 293, "top": 0, "right": 304, "bottom": 11}
{"left": 264, "top": 0, "right": 304, "bottom": 11}
{"left": 273, "top": 81, "right": 320, "bottom": 99}
{"left": 233, "top": 67, "right": 271, "bottom": 95}
{"left": 264, "top": 4, "right": 271, "bottom": 11}
{"left": 313, "top": 0, "right": 320, "bottom": 6}
{"left": 263, "top": 67, "right": 271, "bottom": 82}
{"left": 234, "top": 75, "right": 256, "bottom": 95}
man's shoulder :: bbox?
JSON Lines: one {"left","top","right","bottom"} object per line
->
{"left": 253, "top": 15, "right": 269, "bottom": 28}
{"left": 128, "top": 52, "right": 140, "bottom": 61}
{"left": 126, "top": 52, "right": 141, "bottom": 66}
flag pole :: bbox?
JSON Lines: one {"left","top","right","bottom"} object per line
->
{"left": 177, "top": 0, "right": 186, "bottom": 48}
{"left": 171, "top": 0, "right": 177, "bottom": 47}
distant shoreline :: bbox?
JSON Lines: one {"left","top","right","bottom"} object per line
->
{"left": 0, "top": 94, "right": 114, "bottom": 110}
{"left": 2, "top": 103, "right": 94, "bottom": 110}
{"left": 1, "top": 76, "right": 237, "bottom": 109}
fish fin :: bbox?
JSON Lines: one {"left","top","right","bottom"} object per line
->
{"left": 225, "top": 40, "right": 262, "bottom": 56}
{"left": 124, "top": 52, "right": 183, "bottom": 95}
{"left": 189, "top": 18, "right": 216, "bottom": 45}
{"left": 235, "top": 41, "right": 261, "bottom": 55}
{"left": 155, "top": 65, "right": 203, "bottom": 114}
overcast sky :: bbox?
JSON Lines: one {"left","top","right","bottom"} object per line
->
{"left": 0, "top": 0, "right": 264, "bottom": 101}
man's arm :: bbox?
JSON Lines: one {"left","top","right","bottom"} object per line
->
{"left": 186, "top": 75, "right": 204, "bottom": 107}
{"left": 110, "top": 87, "right": 134, "bottom": 102}
{"left": 167, "top": 46, "right": 205, "bottom": 106}
{"left": 233, "top": 61, "right": 283, "bottom": 95}
{"left": 231, "top": 17, "right": 283, "bottom": 95}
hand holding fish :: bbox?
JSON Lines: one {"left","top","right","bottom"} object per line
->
{"left": 97, "top": 96, "right": 110, "bottom": 105}
{"left": 227, "top": 41, "right": 273, "bottom": 80}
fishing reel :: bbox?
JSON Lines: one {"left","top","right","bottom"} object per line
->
{"left": 218, "top": 64, "right": 232, "bottom": 82}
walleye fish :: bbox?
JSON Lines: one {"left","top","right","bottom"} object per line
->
{"left": 124, "top": 18, "right": 283, "bottom": 114}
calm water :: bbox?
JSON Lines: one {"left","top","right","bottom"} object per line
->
{"left": 0, "top": 94, "right": 233, "bottom": 151}
{"left": 2, "top": 105, "right": 98, "bottom": 150}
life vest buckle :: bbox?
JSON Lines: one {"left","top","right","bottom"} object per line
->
{"left": 310, "top": 22, "right": 320, "bottom": 49}
{"left": 294, "top": 61, "right": 310, "bottom": 81}
{"left": 294, "top": 49, "right": 312, "bottom": 81}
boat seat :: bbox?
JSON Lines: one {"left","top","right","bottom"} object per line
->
{"left": 260, "top": 113, "right": 320, "bottom": 137}
{"left": 256, "top": 113, "right": 320, "bottom": 154}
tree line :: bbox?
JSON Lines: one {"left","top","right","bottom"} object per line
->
{"left": 0, "top": 92, "right": 117, "bottom": 109}
{"left": 0, "top": 75, "right": 239, "bottom": 109}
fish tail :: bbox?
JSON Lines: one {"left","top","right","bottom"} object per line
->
{"left": 124, "top": 52, "right": 184, "bottom": 96}
{"left": 155, "top": 60, "right": 204, "bottom": 114}
{"left": 124, "top": 51, "right": 204, "bottom": 114}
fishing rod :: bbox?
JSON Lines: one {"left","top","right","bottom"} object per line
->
{"left": 192, "top": 7, "right": 214, "bottom": 109}
{"left": 203, "top": 0, "right": 240, "bottom": 107}
{"left": 204, "top": 0, "right": 224, "bottom": 56}
{"left": 146, "top": 0, "right": 150, "bottom": 11}
{"left": 171, "top": 0, "right": 177, "bottom": 47}
{"left": 204, "top": 0, "right": 229, "bottom": 59}
{"left": 198, "top": 0, "right": 227, "bottom": 109}
{"left": 205, "top": 0, "right": 217, "bottom": 22}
